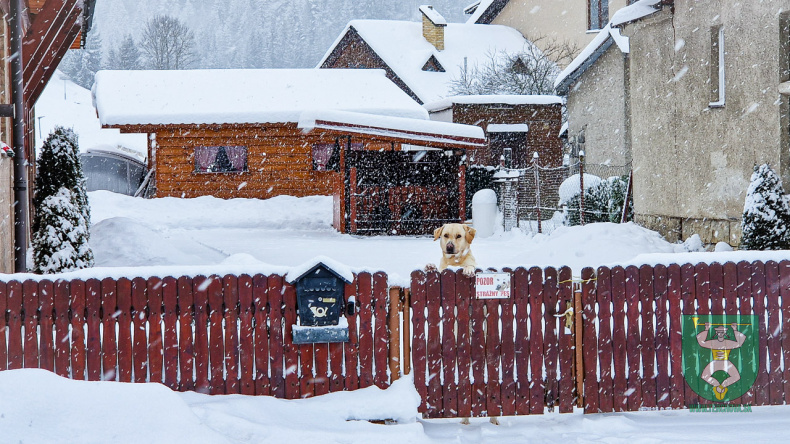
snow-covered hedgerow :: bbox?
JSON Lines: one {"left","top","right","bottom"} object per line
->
{"left": 740, "top": 163, "right": 790, "bottom": 250}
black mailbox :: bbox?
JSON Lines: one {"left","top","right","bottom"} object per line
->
{"left": 287, "top": 261, "right": 353, "bottom": 344}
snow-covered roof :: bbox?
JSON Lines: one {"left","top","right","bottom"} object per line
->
{"left": 554, "top": 0, "right": 666, "bottom": 95}
{"left": 487, "top": 123, "right": 529, "bottom": 133}
{"left": 298, "top": 110, "right": 486, "bottom": 147}
{"left": 424, "top": 94, "right": 564, "bottom": 112}
{"left": 318, "top": 20, "right": 531, "bottom": 104}
{"left": 93, "top": 69, "right": 429, "bottom": 127}
{"left": 419, "top": 5, "right": 447, "bottom": 26}
{"left": 465, "top": 0, "right": 507, "bottom": 24}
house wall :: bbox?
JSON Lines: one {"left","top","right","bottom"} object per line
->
{"left": 626, "top": 2, "right": 789, "bottom": 246}
{"left": 451, "top": 102, "right": 563, "bottom": 167}
{"left": 565, "top": 42, "right": 629, "bottom": 167}
{"left": 491, "top": 0, "right": 628, "bottom": 64}
{"left": 153, "top": 125, "right": 337, "bottom": 199}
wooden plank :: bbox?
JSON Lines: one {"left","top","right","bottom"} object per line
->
{"left": 736, "top": 261, "right": 753, "bottom": 405}
{"left": 283, "top": 281, "right": 299, "bottom": 399}
{"left": 148, "top": 277, "right": 165, "bottom": 385}
{"left": 513, "top": 267, "right": 530, "bottom": 415}
{"left": 116, "top": 278, "right": 133, "bottom": 383}
{"left": 581, "top": 267, "right": 599, "bottom": 413}
{"left": 780, "top": 261, "right": 790, "bottom": 405}
{"left": 357, "top": 272, "right": 375, "bottom": 390}
{"left": 178, "top": 276, "right": 195, "bottom": 392}
{"left": 252, "top": 275, "right": 271, "bottom": 395}
{"left": 222, "top": 275, "right": 240, "bottom": 395}
{"left": 751, "top": 261, "right": 769, "bottom": 406}
{"left": 38, "top": 280, "right": 54, "bottom": 372}
{"left": 7, "top": 281, "right": 22, "bottom": 370}
{"left": 54, "top": 280, "right": 71, "bottom": 377}
{"left": 131, "top": 277, "right": 149, "bottom": 384}
{"left": 666, "top": 264, "right": 684, "bottom": 410}
{"left": 542, "top": 267, "right": 559, "bottom": 412}
{"left": 328, "top": 338, "right": 344, "bottom": 392}
{"left": 595, "top": 266, "right": 614, "bottom": 413}
{"left": 625, "top": 266, "right": 642, "bottom": 410}
{"left": 709, "top": 262, "right": 724, "bottom": 315}
{"left": 456, "top": 268, "right": 473, "bottom": 418}
{"left": 765, "top": 261, "right": 782, "bottom": 406}
{"left": 193, "top": 276, "right": 211, "bottom": 393}
{"left": 343, "top": 275, "right": 360, "bottom": 390}
{"left": 373, "top": 272, "right": 390, "bottom": 389}
{"left": 0, "top": 281, "right": 7, "bottom": 371}
{"left": 70, "top": 280, "right": 86, "bottom": 380}
{"left": 653, "top": 264, "right": 670, "bottom": 409}
{"left": 680, "top": 263, "right": 699, "bottom": 406}
{"left": 500, "top": 268, "right": 517, "bottom": 418}
{"left": 611, "top": 266, "right": 628, "bottom": 411}
{"left": 163, "top": 277, "right": 180, "bottom": 390}
{"left": 440, "top": 270, "right": 458, "bottom": 418}
{"left": 298, "top": 342, "right": 315, "bottom": 398}
{"left": 238, "top": 275, "right": 255, "bottom": 396}
{"left": 639, "top": 265, "right": 656, "bottom": 409}
{"left": 410, "top": 270, "right": 428, "bottom": 415}
{"left": 268, "top": 275, "right": 285, "bottom": 398}
{"left": 23, "top": 280, "right": 39, "bottom": 368}
{"left": 529, "top": 266, "right": 545, "bottom": 415}
{"left": 314, "top": 342, "right": 330, "bottom": 396}
{"left": 558, "top": 267, "right": 575, "bottom": 414}
{"left": 207, "top": 276, "right": 225, "bottom": 394}
{"left": 101, "top": 278, "right": 118, "bottom": 380}
{"left": 425, "top": 270, "right": 443, "bottom": 418}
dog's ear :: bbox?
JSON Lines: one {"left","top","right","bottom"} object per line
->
{"left": 464, "top": 225, "right": 477, "bottom": 244}
{"left": 433, "top": 226, "right": 443, "bottom": 241}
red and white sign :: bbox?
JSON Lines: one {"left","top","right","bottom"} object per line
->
{"left": 475, "top": 272, "right": 511, "bottom": 299}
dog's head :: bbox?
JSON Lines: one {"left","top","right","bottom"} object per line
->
{"left": 434, "top": 223, "right": 476, "bottom": 257}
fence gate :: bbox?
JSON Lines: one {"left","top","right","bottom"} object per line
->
{"left": 409, "top": 267, "right": 576, "bottom": 418}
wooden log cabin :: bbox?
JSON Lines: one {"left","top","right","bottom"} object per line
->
{"left": 93, "top": 69, "right": 486, "bottom": 235}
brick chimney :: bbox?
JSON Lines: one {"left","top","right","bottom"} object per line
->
{"left": 420, "top": 5, "right": 447, "bottom": 51}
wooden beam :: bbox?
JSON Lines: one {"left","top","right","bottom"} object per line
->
{"left": 24, "top": 15, "right": 80, "bottom": 107}
{"left": 22, "top": 0, "right": 80, "bottom": 77}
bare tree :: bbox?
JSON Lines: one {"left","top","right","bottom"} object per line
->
{"left": 140, "top": 15, "right": 198, "bottom": 70}
{"left": 450, "top": 35, "right": 580, "bottom": 96}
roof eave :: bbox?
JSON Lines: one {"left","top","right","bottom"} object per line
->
{"left": 555, "top": 38, "right": 614, "bottom": 96}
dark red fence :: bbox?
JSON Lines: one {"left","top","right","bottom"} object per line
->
{"left": 580, "top": 260, "right": 790, "bottom": 412}
{"left": 0, "top": 272, "right": 394, "bottom": 397}
{"left": 409, "top": 267, "right": 576, "bottom": 418}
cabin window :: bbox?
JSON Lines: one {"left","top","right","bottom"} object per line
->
{"left": 194, "top": 146, "right": 247, "bottom": 173}
{"left": 312, "top": 143, "right": 340, "bottom": 171}
{"left": 709, "top": 25, "right": 725, "bottom": 107}
{"left": 588, "top": 0, "right": 608, "bottom": 31}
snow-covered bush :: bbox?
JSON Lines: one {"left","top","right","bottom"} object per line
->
{"left": 740, "top": 164, "right": 790, "bottom": 250}
{"left": 32, "top": 189, "right": 93, "bottom": 273}
{"left": 32, "top": 127, "right": 93, "bottom": 273}
{"left": 564, "top": 175, "right": 632, "bottom": 226}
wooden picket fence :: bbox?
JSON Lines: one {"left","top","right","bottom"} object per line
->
{"left": 0, "top": 272, "right": 395, "bottom": 397}
{"left": 580, "top": 260, "right": 790, "bottom": 412}
{"left": 409, "top": 267, "right": 575, "bottom": 418}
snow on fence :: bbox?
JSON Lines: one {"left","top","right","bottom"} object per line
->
{"left": 409, "top": 267, "right": 576, "bottom": 418}
{"left": 0, "top": 272, "right": 395, "bottom": 398}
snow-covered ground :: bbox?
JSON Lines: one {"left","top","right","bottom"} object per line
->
{"left": 87, "top": 191, "right": 691, "bottom": 286}
{"left": 4, "top": 368, "right": 790, "bottom": 443}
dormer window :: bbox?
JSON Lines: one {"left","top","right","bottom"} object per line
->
{"left": 422, "top": 55, "right": 445, "bottom": 72}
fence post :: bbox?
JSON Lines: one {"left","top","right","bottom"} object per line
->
{"left": 402, "top": 288, "right": 411, "bottom": 376}
{"left": 574, "top": 283, "right": 584, "bottom": 408}
{"left": 579, "top": 151, "right": 585, "bottom": 226}
{"left": 389, "top": 287, "right": 402, "bottom": 383}
{"left": 533, "top": 152, "right": 541, "bottom": 234}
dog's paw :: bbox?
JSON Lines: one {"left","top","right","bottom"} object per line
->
{"left": 463, "top": 265, "right": 476, "bottom": 277}
{"left": 425, "top": 263, "right": 438, "bottom": 273}
{"left": 489, "top": 416, "right": 500, "bottom": 426}
{"left": 460, "top": 417, "right": 470, "bottom": 425}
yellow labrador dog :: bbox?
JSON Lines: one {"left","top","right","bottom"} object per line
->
{"left": 426, "top": 223, "right": 477, "bottom": 277}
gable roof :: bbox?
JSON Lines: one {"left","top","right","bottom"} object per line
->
{"left": 318, "top": 20, "right": 532, "bottom": 104}
{"left": 93, "top": 69, "right": 430, "bottom": 127}
{"left": 465, "top": 0, "right": 510, "bottom": 24}
{"left": 554, "top": 0, "right": 667, "bottom": 95}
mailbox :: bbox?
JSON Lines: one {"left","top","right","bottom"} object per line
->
{"left": 287, "top": 261, "right": 353, "bottom": 344}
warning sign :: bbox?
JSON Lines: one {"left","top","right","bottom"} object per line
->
{"left": 475, "top": 272, "right": 511, "bottom": 299}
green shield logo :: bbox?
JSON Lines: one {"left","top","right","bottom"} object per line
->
{"left": 682, "top": 315, "right": 759, "bottom": 403}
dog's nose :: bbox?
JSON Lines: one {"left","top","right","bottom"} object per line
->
{"left": 445, "top": 243, "right": 455, "bottom": 254}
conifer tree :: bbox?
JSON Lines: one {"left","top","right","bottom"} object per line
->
{"left": 740, "top": 164, "right": 790, "bottom": 250}
{"left": 32, "top": 127, "right": 94, "bottom": 273}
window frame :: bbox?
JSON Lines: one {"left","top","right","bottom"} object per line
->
{"left": 588, "top": 0, "right": 609, "bottom": 31}
{"left": 709, "top": 25, "right": 726, "bottom": 108}
{"left": 193, "top": 145, "right": 248, "bottom": 174}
